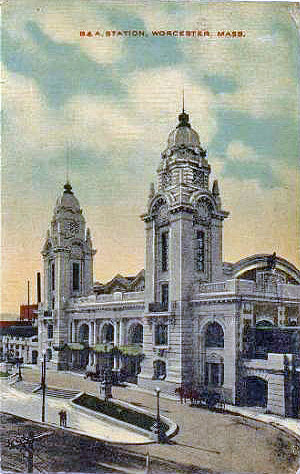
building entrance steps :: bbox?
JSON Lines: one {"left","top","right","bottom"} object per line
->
{"left": 15, "top": 380, "right": 80, "bottom": 399}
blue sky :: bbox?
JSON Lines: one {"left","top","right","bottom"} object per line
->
{"left": 2, "top": 1, "right": 299, "bottom": 314}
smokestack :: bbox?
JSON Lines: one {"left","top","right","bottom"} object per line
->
{"left": 37, "top": 272, "right": 41, "bottom": 303}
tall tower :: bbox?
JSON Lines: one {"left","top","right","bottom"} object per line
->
{"left": 139, "top": 108, "right": 228, "bottom": 390}
{"left": 39, "top": 182, "right": 96, "bottom": 369}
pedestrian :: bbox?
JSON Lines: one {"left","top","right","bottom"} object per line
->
{"left": 59, "top": 409, "right": 64, "bottom": 427}
{"left": 63, "top": 410, "right": 67, "bottom": 427}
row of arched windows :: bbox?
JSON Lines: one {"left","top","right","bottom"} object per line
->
{"left": 77, "top": 322, "right": 144, "bottom": 345}
{"left": 75, "top": 321, "right": 225, "bottom": 347}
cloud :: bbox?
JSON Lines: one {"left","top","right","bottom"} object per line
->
{"left": 226, "top": 141, "right": 257, "bottom": 162}
{"left": 220, "top": 140, "right": 281, "bottom": 188}
{"left": 2, "top": 1, "right": 299, "bottom": 313}
{"left": 3, "top": 20, "right": 126, "bottom": 108}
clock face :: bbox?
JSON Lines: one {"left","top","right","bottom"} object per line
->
{"left": 64, "top": 220, "right": 79, "bottom": 238}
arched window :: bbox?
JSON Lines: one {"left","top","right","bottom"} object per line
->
{"left": 153, "top": 360, "right": 166, "bottom": 380}
{"left": 32, "top": 350, "right": 38, "bottom": 364}
{"left": 79, "top": 324, "right": 89, "bottom": 344}
{"left": 128, "top": 324, "right": 143, "bottom": 345}
{"left": 155, "top": 323, "right": 168, "bottom": 346}
{"left": 48, "top": 324, "right": 53, "bottom": 340}
{"left": 195, "top": 230, "right": 205, "bottom": 271}
{"left": 205, "top": 322, "right": 224, "bottom": 348}
{"left": 72, "top": 262, "right": 80, "bottom": 291}
{"left": 102, "top": 323, "right": 114, "bottom": 343}
{"left": 46, "top": 349, "right": 52, "bottom": 361}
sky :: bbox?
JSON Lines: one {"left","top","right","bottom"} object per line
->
{"left": 2, "top": 0, "right": 300, "bottom": 317}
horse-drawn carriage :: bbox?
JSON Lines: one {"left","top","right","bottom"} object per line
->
{"left": 175, "top": 385, "right": 226, "bottom": 410}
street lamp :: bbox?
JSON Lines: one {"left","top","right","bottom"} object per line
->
{"left": 155, "top": 387, "right": 162, "bottom": 443}
{"left": 40, "top": 351, "right": 47, "bottom": 422}
{"left": 16, "top": 357, "right": 23, "bottom": 381}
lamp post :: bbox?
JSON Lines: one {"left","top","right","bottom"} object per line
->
{"left": 17, "top": 357, "right": 23, "bottom": 381}
{"left": 155, "top": 387, "right": 161, "bottom": 443}
{"left": 40, "top": 351, "right": 46, "bottom": 422}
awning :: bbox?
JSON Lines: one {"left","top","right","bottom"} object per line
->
{"left": 67, "top": 343, "right": 85, "bottom": 351}
{"left": 92, "top": 343, "right": 114, "bottom": 353}
{"left": 119, "top": 345, "right": 143, "bottom": 356}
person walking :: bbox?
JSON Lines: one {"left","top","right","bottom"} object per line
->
{"left": 59, "top": 409, "right": 64, "bottom": 427}
{"left": 63, "top": 410, "right": 67, "bottom": 427}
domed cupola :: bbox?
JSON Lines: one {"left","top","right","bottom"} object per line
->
{"left": 157, "top": 108, "right": 210, "bottom": 192}
{"left": 54, "top": 182, "right": 81, "bottom": 215}
{"left": 49, "top": 182, "right": 85, "bottom": 245}
{"left": 167, "top": 110, "right": 200, "bottom": 149}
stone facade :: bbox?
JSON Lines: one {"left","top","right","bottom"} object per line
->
{"left": 37, "top": 109, "right": 300, "bottom": 416}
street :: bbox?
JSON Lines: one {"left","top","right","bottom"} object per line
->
{"left": 2, "top": 366, "right": 300, "bottom": 474}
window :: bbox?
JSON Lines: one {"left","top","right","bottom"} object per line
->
{"left": 79, "top": 324, "right": 89, "bottom": 343}
{"left": 51, "top": 262, "right": 55, "bottom": 290}
{"left": 205, "top": 362, "right": 224, "bottom": 386}
{"left": 46, "top": 349, "right": 52, "bottom": 361}
{"left": 155, "top": 323, "right": 168, "bottom": 346}
{"left": 72, "top": 262, "right": 80, "bottom": 291}
{"left": 161, "top": 231, "right": 169, "bottom": 271}
{"left": 102, "top": 324, "right": 114, "bottom": 343}
{"left": 195, "top": 230, "right": 205, "bottom": 271}
{"left": 129, "top": 324, "right": 143, "bottom": 345}
{"left": 153, "top": 360, "right": 166, "bottom": 380}
{"left": 205, "top": 322, "right": 224, "bottom": 348}
{"left": 161, "top": 283, "right": 169, "bottom": 310}
{"left": 48, "top": 324, "right": 53, "bottom": 339}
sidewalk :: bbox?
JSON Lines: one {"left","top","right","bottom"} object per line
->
{"left": 0, "top": 379, "right": 151, "bottom": 445}
{"left": 16, "top": 366, "right": 299, "bottom": 474}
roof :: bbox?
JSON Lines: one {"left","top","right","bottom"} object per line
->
{"left": 93, "top": 270, "right": 145, "bottom": 294}
{"left": 0, "top": 326, "right": 38, "bottom": 337}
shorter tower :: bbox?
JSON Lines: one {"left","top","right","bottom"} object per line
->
{"left": 139, "top": 108, "right": 228, "bottom": 390}
{"left": 39, "top": 182, "right": 96, "bottom": 369}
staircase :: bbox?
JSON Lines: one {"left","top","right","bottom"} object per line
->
{"left": 35, "top": 386, "right": 80, "bottom": 399}
{"left": 16, "top": 381, "right": 79, "bottom": 399}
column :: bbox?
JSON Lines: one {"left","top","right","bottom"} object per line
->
{"left": 119, "top": 319, "right": 124, "bottom": 346}
{"left": 72, "top": 321, "right": 75, "bottom": 343}
{"left": 89, "top": 323, "right": 93, "bottom": 346}
{"left": 119, "top": 320, "right": 124, "bottom": 369}
{"left": 113, "top": 321, "right": 119, "bottom": 370}
{"left": 88, "top": 323, "right": 93, "bottom": 366}
{"left": 114, "top": 321, "right": 119, "bottom": 346}
{"left": 94, "top": 321, "right": 97, "bottom": 345}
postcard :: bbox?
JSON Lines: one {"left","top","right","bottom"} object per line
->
{"left": 1, "top": 1, "right": 300, "bottom": 473}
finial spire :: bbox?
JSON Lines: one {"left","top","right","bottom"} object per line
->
{"left": 66, "top": 146, "right": 70, "bottom": 184}
{"left": 177, "top": 88, "right": 190, "bottom": 129}
{"left": 64, "top": 143, "right": 73, "bottom": 193}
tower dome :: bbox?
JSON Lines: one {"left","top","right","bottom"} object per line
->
{"left": 54, "top": 182, "right": 81, "bottom": 215}
{"left": 167, "top": 110, "right": 200, "bottom": 148}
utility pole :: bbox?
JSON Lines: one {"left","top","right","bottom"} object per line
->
{"left": 27, "top": 280, "right": 30, "bottom": 321}
{"left": 7, "top": 430, "right": 53, "bottom": 473}
{"left": 40, "top": 351, "right": 47, "bottom": 422}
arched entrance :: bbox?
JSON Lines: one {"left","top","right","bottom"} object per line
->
{"left": 78, "top": 324, "right": 89, "bottom": 368}
{"left": 101, "top": 323, "right": 114, "bottom": 343}
{"left": 121, "top": 323, "right": 144, "bottom": 383}
{"left": 201, "top": 321, "right": 225, "bottom": 388}
{"left": 128, "top": 323, "right": 143, "bottom": 345}
{"left": 32, "top": 350, "right": 38, "bottom": 364}
{"left": 255, "top": 320, "right": 274, "bottom": 357}
{"left": 245, "top": 376, "right": 268, "bottom": 407}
